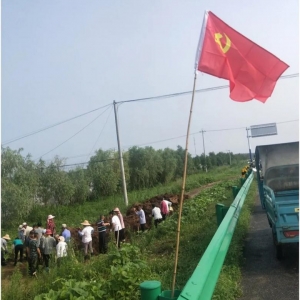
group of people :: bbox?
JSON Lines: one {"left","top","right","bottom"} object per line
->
{"left": 1, "top": 214, "right": 71, "bottom": 277}
{"left": 1, "top": 199, "right": 174, "bottom": 274}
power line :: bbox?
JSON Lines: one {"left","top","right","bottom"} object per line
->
{"left": 3, "top": 73, "right": 298, "bottom": 146}
{"left": 2, "top": 103, "right": 112, "bottom": 146}
{"left": 38, "top": 106, "right": 112, "bottom": 159}
{"left": 88, "top": 105, "right": 113, "bottom": 157}
{"left": 116, "top": 73, "right": 299, "bottom": 104}
{"left": 49, "top": 115, "right": 299, "bottom": 168}
{"left": 123, "top": 118, "right": 299, "bottom": 149}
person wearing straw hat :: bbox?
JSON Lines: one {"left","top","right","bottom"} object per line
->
{"left": 111, "top": 210, "right": 122, "bottom": 248}
{"left": 46, "top": 215, "right": 56, "bottom": 236}
{"left": 78, "top": 220, "right": 94, "bottom": 259}
{"left": 114, "top": 207, "right": 125, "bottom": 242}
{"left": 56, "top": 236, "right": 68, "bottom": 267}
{"left": 1, "top": 234, "right": 11, "bottom": 266}
{"left": 40, "top": 229, "right": 56, "bottom": 272}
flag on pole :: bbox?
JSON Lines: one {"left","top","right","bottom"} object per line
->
{"left": 195, "top": 11, "right": 289, "bottom": 103}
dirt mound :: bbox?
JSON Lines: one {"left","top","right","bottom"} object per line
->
{"left": 70, "top": 193, "right": 187, "bottom": 254}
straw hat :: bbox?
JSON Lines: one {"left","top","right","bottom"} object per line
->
{"left": 47, "top": 215, "right": 55, "bottom": 220}
{"left": 113, "top": 207, "right": 120, "bottom": 212}
{"left": 81, "top": 220, "right": 91, "bottom": 226}
{"left": 45, "top": 229, "right": 52, "bottom": 235}
{"left": 58, "top": 236, "right": 65, "bottom": 242}
{"left": 2, "top": 234, "right": 10, "bottom": 240}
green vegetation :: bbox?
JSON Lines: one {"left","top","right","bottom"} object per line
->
{"left": 1, "top": 145, "right": 254, "bottom": 300}
{"left": 1, "top": 146, "right": 248, "bottom": 227}
{"left": 2, "top": 171, "right": 257, "bottom": 300}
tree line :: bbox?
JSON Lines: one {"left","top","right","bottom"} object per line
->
{"left": 1, "top": 146, "right": 248, "bottom": 224}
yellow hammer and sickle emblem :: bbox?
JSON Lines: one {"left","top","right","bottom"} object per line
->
{"left": 214, "top": 33, "right": 231, "bottom": 54}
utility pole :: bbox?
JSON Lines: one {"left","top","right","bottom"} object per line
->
{"left": 113, "top": 101, "right": 128, "bottom": 206}
{"left": 246, "top": 128, "right": 253, "bottom": 162}
{"left": 200, "top": 129, "right": 207, "bottom": 172}
{"left": 227, "top": 150, "right": 231, "bottom": 165}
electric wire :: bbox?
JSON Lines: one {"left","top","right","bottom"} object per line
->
{"left": 116, "top": 73, "right": 299, "bottom": 104}
{"left": 88, "top": 105, "right": 113, "bottom": 157}
{"left": 38, "top": 106, "right": 112, "bottom": 159}
{"left": 2, "top": 103, "right": 112, "bottom": 146}
{"left": 44, "top": 117, "right": 299, "bottom": 162}
{"left": 3, "top": 73, "right": 298, "bottom": 146}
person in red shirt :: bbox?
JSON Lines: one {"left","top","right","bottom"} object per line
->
{"left": 46, "top": 215, "right": 56, "bottom": 237}
{"left": 160, "top": 199, "right": 168, "bottom": 221}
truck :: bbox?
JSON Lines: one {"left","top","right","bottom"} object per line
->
{"left": 255, "top": 141, "right": 299, "bottom": 259}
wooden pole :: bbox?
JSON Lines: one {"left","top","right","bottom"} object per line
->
{"left": 171, "top": 72, "right": 198, "bottom": 297}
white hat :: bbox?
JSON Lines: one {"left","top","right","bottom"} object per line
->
{"left": 47, "top": 215, "right": 55, "bottom": 220}
{"left": 22, "top": 222, "right": 27, "bottom": 226}
{"left": 62, "top": 224, "right": 67, "bottom": 228}
{"left": 18, "top": 225, "right": 23, "bottom": 229}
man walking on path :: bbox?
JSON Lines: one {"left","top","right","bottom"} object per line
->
{"left": 97, "top": 215, "right": 110, "bottom": 254}
{"left": 133, "top": 205, "right": 146, "bottom": 232}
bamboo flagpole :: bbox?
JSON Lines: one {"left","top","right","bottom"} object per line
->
{"left": 171, "top": 11, "right": 208, "bottom": 297}
{"left": 171, "top": 71, "right": 198, "bottom": 297}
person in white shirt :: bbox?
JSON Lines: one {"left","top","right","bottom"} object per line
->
{"left": 111, "top": 210, "right": 122, "bottom": 248}
{"left": 133, "top": 205, "right": 146, "bottom": 232}
{"left": 151, "top": 204, "right": 163, "bottom": 228}
{"left": 56, "top": 236, "right": 67, "bottom": 267}
{"left": 78, "top": 220, "right": 94, "bottom": 259}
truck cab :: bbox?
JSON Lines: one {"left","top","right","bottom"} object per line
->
{"left": 255, "top": 142, "right": 299, "bottom": 259}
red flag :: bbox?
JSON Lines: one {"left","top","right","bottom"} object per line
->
{"left": 195, "top": 11, "right": 289, "bottom": 103}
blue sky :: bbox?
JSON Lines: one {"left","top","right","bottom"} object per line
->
{"left": 2, "top": 0, "right": 299, "bottom": 167}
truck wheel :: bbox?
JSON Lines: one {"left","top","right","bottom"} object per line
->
{"left": 272, "top": 231, "right": 284, "bottom": 260}
{"left": 276, "top": 244, "right": 284, "bottom": 260}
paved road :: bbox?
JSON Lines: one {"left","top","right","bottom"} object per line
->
{"left": 239, "top": 195, "right": 299, "bottom": 300}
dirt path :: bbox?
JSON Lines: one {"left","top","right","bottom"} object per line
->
{"left": 239, "top": 195, "right": 299, "bottom": 300}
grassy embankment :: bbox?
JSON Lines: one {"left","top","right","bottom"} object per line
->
{"left": 2, "top": 164, "right": 257, "bottom": 299}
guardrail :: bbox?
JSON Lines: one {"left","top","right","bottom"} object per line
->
{"left": 140, "top": 170, "right": 254, "bottom": 300}
{"left": 177, "top": 171, "right": 253, "bottom": 300}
